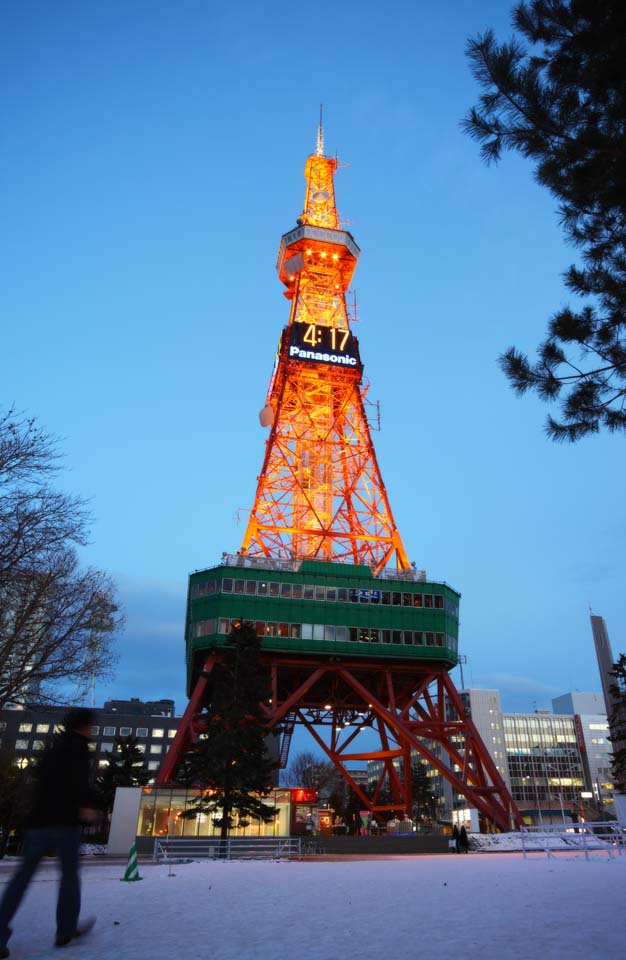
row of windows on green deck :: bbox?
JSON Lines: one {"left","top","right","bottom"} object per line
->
{"left": 191, "top": 617, "right": 456, "bottom": 650}
{"left": 191, "top": 577, "right": 459, "bottom": 616}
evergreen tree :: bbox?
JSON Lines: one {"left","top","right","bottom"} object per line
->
{"left": 95, "top": 735, "right": 149, "bottom": 815}
{"left": 463, "top": 1, "right": 626, "bottom": 441}
{"left": 607, "top": 654, "right": 626, "bottom": 794}
{"left": 180, "top": 621, "right": 278, "bottom": 839}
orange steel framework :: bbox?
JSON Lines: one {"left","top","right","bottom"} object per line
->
{"left": 158, "top": 125, "right": 522, "bottom": 832}
{"left": 239, "top": 125, "right": 409, "bottom": 574}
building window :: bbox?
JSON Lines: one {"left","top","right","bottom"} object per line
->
{"left": 91, "top": 726, "right": 100, "bottom": 736}
{"left": 136, "top": 743, "right": 146, "bottom": 753}
{"left": 35, "top": 724, "right": 50, "bottom": 733}
{"left": 152, "top": 729, "right": 164, "bottom": 738}
{"left": 120, "top": 727, "right": 132, "bottom": 737}
{"left": 148, "top": 761, "right": 160, "bottom": 771}
{"left": 32, "top": 740, "right": 46, "bottom": 751}
{"left": 168, "top": 729, "right": 176, "bottom": 738}
{"left": 150, "top": 745, "right": 162, "bottom": 754}
{"left": 136, "top": 727, "right": 148, "bottom": 737}
{"left": 98, "top": 760, "right": 108, "bottom": 768}
{"left": 18, "top": 723, "right": 32, "bottom": 733}
{"left": 101, "top": 742, "right": 114, "bottom": 752}
{"left": 103, "top": 726, "right": 116, "bottom": 736}
{"left": 15, "top": 740, "right": 29, "bottom": 750}
{"left": 88, "top": 742, "right": 96, "bottom": 752}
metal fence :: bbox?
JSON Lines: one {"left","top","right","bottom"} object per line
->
{"left": 520, "top": 822, "right": 626, "bottom": 861}
{"left": 152, "top": 836, "right": 303, "bottom": 862}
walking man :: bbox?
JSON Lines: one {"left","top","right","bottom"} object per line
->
{"left": 0, "top": 708, "right": 98, "bottom": 957}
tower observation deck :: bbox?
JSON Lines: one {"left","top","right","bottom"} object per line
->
{"left": 158, "top": 126, "right": 521, "bottom": 832}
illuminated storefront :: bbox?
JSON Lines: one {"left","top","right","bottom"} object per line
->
{"left": 137, "top": 787, "right": 292, "bottom": 839}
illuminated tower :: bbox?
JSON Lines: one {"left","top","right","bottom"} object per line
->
{"left": 158, "top": 126, "right": 522, "bottom": 833}
{"left": 241, "top": 121, "right": 407, "bottom": 572}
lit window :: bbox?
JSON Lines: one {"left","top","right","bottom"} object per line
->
{"left": 168, "top": 729, "right": 176, "bottom": 738}
{"left": 36, "top": 724, "right": 49, "bottom": 733}
{"left": 18, "top": 723, "right": 32, "bottom": 733}
{"left": 148, "top": 761, "right": 160, "bottom": 771}
{"left": 136, "top": 727, "right": 148, "bottom": 737}
{"left": 88, "top": 742, "right": 96, "bottom": 752}
{"left": 15, "top": 739, "right": 29, "bottom": 750}
{"left": 32, "top": 740, "right": 45, "bottom": 750}
{"left": 101, "top": 742, "right": 114, "bottom": 752}
{"left": 98, "top": 760, "right": 108, "bottom": 768}
{"left": 150, "top": 744, "right": 162, "bottom": 754}
{"left": 120, "top": 727, "right": 132, "bottom": 737}
{"left": 136, "top": 743, "right": 146, "bottom": 753}
{"left": 152, "top": 729, "right": 164, "bottom": 738}
{"left": 103, "top": 726, "right": 116, "bottom": 736}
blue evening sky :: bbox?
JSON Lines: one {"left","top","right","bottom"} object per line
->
{"left": 2, "top": 1, "right": 624, "bottom": 733}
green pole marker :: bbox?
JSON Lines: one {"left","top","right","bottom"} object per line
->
{"left": 121, "top": 843, "right": 142, "bottom": 882}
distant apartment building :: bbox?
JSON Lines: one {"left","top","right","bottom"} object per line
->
{"left": 552, "top": 691, "right": 615, "bottom": 814}
{"left": 0, "top": 698, "right": 179, "bottom": 782}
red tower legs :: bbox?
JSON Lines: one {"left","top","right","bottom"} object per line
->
{"left": 158, "top": 652, "right": 523, "bottom": 833}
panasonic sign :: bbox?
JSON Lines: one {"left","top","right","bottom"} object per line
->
{"left": 289, "top": 345, "right": 358, "bottom": 366}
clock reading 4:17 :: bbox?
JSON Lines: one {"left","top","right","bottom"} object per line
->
{"left": 288, "top": 322, "right": 361, "bottom": 368}
{"left": 302, "top": 323, "right": 350, "bottom": 351}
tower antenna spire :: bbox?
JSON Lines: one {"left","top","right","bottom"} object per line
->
{"left": 316, "top": 104, "right": 324, "bottom": 157}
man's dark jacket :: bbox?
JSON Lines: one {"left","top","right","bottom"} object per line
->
{"left": 28, "top": 731, "right": 94, "bottom": 828}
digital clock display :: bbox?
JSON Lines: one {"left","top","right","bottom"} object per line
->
{"left": 288, "top": 323, "right": 361, "bottom": 369}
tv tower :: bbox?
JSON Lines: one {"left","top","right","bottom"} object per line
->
{"left": 158, "top": 124, "right": 521, "bottom": 832}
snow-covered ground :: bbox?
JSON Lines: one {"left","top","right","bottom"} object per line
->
{"left": 1, "top": 852, "right": 624, "bottom": 960}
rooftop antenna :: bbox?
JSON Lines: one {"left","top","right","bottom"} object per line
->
{"left": 316, "top": 104, "right": 324, "bottom": 157}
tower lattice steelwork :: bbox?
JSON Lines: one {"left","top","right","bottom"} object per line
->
{"left": 158, "top": 126, "right": 522, "bottom": 833}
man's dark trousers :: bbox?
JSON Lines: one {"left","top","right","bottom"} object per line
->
{"left": 0, "top": 826, "right": 81, "bottom": 946}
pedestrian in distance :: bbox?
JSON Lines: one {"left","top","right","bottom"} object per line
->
{"left": 459, "top": 824, "right": 470, "bottom": 853}
{"left": 0, "top": 707, "right": 98, "bottom": 958}
{"left": 451, "top": 823, "right": 460, "bottom": 853}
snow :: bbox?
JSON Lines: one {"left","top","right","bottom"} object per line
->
{"left": 2, "top": 851, "right": 625, "bottom": 960}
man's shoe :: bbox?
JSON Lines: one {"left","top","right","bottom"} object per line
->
{"left": 55, "top": 916, "right": 96, "bottom": 947}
